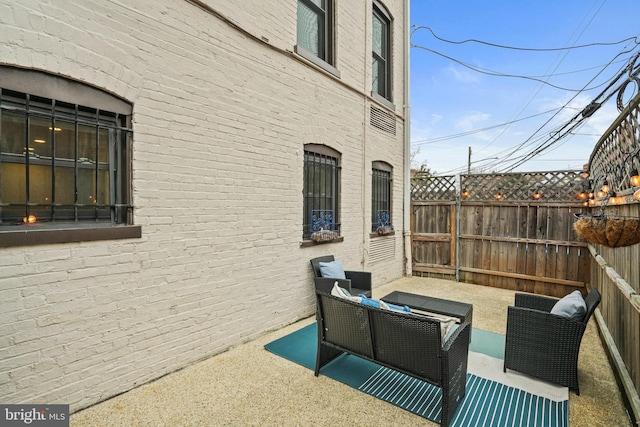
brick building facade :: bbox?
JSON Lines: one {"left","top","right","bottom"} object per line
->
{"left": 0, "top": 0, "right": 408, "bottom": 410}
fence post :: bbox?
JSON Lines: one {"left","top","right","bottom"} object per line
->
{"left": 455, "top": 174, "right": 461, "bottom": 282}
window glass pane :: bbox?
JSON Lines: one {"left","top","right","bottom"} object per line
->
{"left": 28, "top": 117, "right": 53, "bottom": 213}
{"left": 297, "top": 2, "right": 320, "bottom": 57}
{"left": 373, "top": 15, "right": 383, "bottom": 56}
{"left": 1, "top": 163, "right": 25, "bottom": 205}
{"left": 78, "top": 124, "right": 96, "bottom": 163}
{"left": 77, "top": 124, "right": 96, "bottom": 205}
{"left": 372, "top": 6, "right": 390, "bottom": 100}
{"left": 97, "top": 128, "right": 110, "bottom": 205}
{"left": 1, "top": 111, "right": 25, "bottom": 156}
{"left": 54, "top": 121, "right": 75, "bottom": 205}
{"left": 29, "top": 163, "right": 52, "bottom": 208}
{"left": 54, "top": 166, "right": 75, "bottom": 205}
{"left": 55, "top": 121, "right": 75, "bottom": 160}
{"left": 372, "top": 58, "right": 381, "bottom": 95}
{"left": 30, "top": 116, "right": 52, "bottom": 159}
{"left": 1, "top": 110, "right": 26, "bottom": 221}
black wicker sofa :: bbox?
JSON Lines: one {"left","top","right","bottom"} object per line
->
{"left": 314, "top": 289, "right": 471, "bottom": 427}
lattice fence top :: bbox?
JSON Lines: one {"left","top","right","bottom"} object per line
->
{"left": 461, "top": 171, "right": 588, "bottom": 202}
{"left": 411, "top": 170, "right": 589, "bottom": 202}
{"left": 588, "top": 91, "right": 640, "bottom": 203}
{"left": 411, "top": 174, "right": 456, "bottom": 201}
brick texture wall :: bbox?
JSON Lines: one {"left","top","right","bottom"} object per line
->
{"left": 0, "top": 0, "right": 406, "bottom": 410}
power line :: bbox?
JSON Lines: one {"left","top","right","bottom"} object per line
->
{"left": 411, "top": 25, "right": 640, "bottom": 52}
{"left": 410, "top": 44, "right": 638, "bottom": 92}
{"left": 411, "top": 108, "right": 558, "bottom": 146}
{"left": 500, "top": 51, "right": 640, "bottom": 172}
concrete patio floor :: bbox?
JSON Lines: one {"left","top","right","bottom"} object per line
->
{"left": 70, "top": 277, "right": 632, "bottom": 426}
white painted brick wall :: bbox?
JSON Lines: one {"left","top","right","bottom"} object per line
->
{"left": 0, "top": 0, "right": 406, "bottom": 411}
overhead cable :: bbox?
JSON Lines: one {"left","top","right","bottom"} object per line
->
{"left": 411, "top": 25, "right": 640, "bottom": 52}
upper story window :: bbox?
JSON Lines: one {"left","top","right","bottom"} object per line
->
{"left": 0, "top": 66, "right": 138, "bottom": 247}
{"left": 303, "top": 144, "right": 341, "bottom": 242}
{"left": 296, "top": 0, "right": 340, "bottom": 77}
{"left": 372, "top": 1, "right": 392, "bottom": 102}
{"left": 372, "top": 161, "right": 393, "bottom": 234}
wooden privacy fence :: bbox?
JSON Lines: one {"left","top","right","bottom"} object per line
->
{"left": 411, "top": 171, "right": 590, "bottom": 298}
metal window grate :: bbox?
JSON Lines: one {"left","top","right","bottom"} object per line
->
{"left": 303, "top": 149, "right": 340, "bottom": 239}
{"left": 370, "top": 106, "right": 396, "bottom": 135}
{"left": 372, "top": 167, "right": 392, "bottom": 231}
{"left": 0, "top": 88, "right": 132, "bottom": 225}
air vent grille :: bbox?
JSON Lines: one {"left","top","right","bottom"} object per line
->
{"left": 369, "top": 236, "right": 395, "bottom": 263}
{"left": 370, "top": 106, "right": 396, "bottom": 135}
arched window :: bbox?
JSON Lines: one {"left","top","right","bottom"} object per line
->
{"left": 372, "top": 161, "right": 393, "bottom": 232}
{"left": 0, "top": 66, "right": 137, "bottom": 246}
{"left": 303, "top": 144, "right": 341, "bottom": 240}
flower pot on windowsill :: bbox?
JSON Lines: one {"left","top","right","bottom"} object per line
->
{"left": 573, "top": 214, "right": 640, "bottom": 248}
{"left": 376, "top": 225, "right": 394, "bottom": 236}
{"left": 311, "top": 229, "right": 339, "bottom": 242}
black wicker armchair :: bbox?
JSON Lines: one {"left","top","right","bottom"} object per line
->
{"left": 310, "top": 255, "right": 372, "bottom": 297}
{"left": 503, "top": 288, "right": 601, "bottom": 394}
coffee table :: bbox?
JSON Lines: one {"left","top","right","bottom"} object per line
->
{"left": 381, "top": 290, "right": 473, "bottom": 337}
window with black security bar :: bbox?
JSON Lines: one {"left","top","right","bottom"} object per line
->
{"left": 0, "top": 88, "right": 132, "bottom": 226}
{"left": 372, "top": 164, "right": 392, "bottom": 232}
{"left": 303, "top": 146, "right": 341, "bottom": 239}
{"left": 297, "top": 0, "right": 333, "bottom": 63}
{"left": 372, "top": 1, "right": 392, "bottom": 101}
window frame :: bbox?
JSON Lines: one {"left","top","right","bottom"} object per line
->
{"left": 371, "top": 161, "right": 393, "bottom": 235}
{"left": 295, "top": 0, "right": 340, "bottom": 77}
{"left": 372, "top": 0, "right": 393, "bottom": 104}
{"left": 302, "top": 144, "right": 342, "bottom": 244}
{"left": 0, "top": 66, "right": 139, "bottom": 247}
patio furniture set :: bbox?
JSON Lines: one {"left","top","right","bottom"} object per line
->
{"left": 310, "top": 255, "right": 601, "bottom": 426}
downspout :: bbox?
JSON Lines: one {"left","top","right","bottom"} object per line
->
{"left": 403, "top": 0, "right": 412, "bottom": 276}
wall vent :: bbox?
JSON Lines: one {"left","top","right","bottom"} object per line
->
{"left": 369, "top": 236, "right": 396, "bottom": 263}
{"left": 370, "top": 106, "right": 396, "bottom": 135}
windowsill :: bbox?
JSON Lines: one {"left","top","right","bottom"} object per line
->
{"left": 300, "top": 236, "right": 344, "bottom": 248}
{"left": 294, "top": 45, "right": 341, "bottom": 78}
{"left": 371, "top": 92, "right": 395, "bottom": 111}
{"left": 0, "top": 223, "right": 142, "bottom": 247}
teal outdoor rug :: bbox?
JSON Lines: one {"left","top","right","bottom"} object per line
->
{"left": 265, "top": 323, "right": 568, "bottom": 427}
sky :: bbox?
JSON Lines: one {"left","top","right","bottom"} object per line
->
{"left": 409, "top": 1, "right": 640, "bottom": 175}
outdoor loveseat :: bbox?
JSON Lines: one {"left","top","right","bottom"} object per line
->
{"left": 314, "top": 288, "right": 470, "bottom": 427}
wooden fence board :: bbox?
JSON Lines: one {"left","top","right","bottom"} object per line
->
{"left": 412, "top": 201, "right": 590, "bottom": 296}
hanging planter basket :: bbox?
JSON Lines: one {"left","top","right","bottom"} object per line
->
{"left": 573, "top": 214, "right": 640, "bottom": 248}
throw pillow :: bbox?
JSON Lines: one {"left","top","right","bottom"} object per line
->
{"left": 550, "top": 290, "right": 587, "bottom": 321}
{"left": 319, "top": 260, "right": 347, "bottom": 279}
{"left": 331, "top": 282, "right": 361, "bottom": 303}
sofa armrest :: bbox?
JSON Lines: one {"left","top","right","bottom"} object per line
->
{"left": 514, "top": 293, "right": 558, "bottom": 312}
{"left": 344, "top": 271, "right": 372, "bottom": 291}
{"left": 314, "top": 277, "right": 351, "bottom": 294}
{"left": 441, "top": 322, "right": 470, "bottom": 426}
